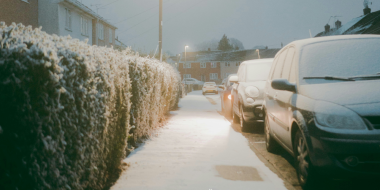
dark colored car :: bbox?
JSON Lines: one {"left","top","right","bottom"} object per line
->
{"left": 219, "top": 74, "right": 237, "bottom": 118}
{"left": 263, "top": 35, "right": 380, "bottom": 189}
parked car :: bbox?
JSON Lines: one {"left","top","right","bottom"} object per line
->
{"left": 202, "top": 82, "right": 218, "bottom": 95}
{"left": 218, "top": 74, "right": 237, "bottom": 118}
{"left": 231, "top": 59, "right": 274, "bottom": 129}
{"left": 182, "top": 78, "right": 204, "bottom": 86}
{"left": 263, "top": 35, "right": 380, "bottom": 189}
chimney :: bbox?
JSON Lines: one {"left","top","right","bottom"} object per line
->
{"left": 325, "top": 24, "right": 331, "bottom": 33}
{"left": 335, "top": 20, "right": 342, "bottom": 29}
{"left": 364, "top": 7, "right": 371, "bottom": 15}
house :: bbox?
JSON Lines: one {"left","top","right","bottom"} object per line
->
{"left": 178, "top": 49, "right": 280, "bottom": 83}
{"left": 315, "top": 6, "right": 380, "bottom": 37}
{"left": 0, "top": 0, "right": 39, "bottom": 28}
{"left": 38, "top": 0, "right": 117, "bottom": 47}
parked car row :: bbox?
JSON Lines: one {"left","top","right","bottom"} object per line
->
{"left": 220, "top": 35, "right": 380, "bottom": 189}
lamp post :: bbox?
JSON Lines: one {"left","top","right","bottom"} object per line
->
{"left": 184, "top": 45, "right": 189, "bottom": 85}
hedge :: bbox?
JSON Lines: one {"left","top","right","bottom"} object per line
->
{"left": 0, "top": 23, "right": 180, "bottom": 190}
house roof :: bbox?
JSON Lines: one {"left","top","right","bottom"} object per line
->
{"left": 179, "top": 49, "right": 280, "bottom": 63}
{"left": 315, "top": 9, "right": 380, "bottom": 37}
{"left": 63, "top": 0, "right": 117, "bottom": 29}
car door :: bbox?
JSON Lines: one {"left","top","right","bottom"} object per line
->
{"left": 233, "top": 65, "right": 245, "bottom": 114}
{"left": 273, "top": 47, "right": 296, "bottom": 149}
{"left": 266, "top": 48, "right": 288, "bottom": 142}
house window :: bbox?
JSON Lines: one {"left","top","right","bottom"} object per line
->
{"left": 201, "top": 75, "right": 205, "bottom": 82}
{"left": 65, "top": 8, "right": 72, "bottom": 30}
{"left": 81, "top": 17, "right": 89, "bottom": 36}
{"left": 184, "top": 62, "right": 191, "bottom": 68}
{"left": 98, "top": 23, "right": 104, "bottom": 40}
{"left": 236, "top": 62, "right": 240, "bottom": 66}
{"left": 109, "top": 28, "right": 113, "bottom": 43}
{"left": 200, "top": 62, "right": 206, "bottom": 68}
{"left": 211, "top": 62, "right": 217, "bottom": 68}
{"left": 184, "top": 74, "right": 191, "bottom": 79}
{"left": 210, "top": 73, "right": 218, "bottom": 80}
{"left": 225, "top": 62, "right": 230, "bottom": 67}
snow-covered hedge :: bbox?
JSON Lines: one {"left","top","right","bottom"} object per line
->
{"left": 0, "top": 23, "right": 180, "bottom": 190}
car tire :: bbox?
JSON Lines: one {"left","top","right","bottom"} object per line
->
{"left": 294, "top": 130, "right": 318, "bottom": 189}
{"left": 239, "top": 104, "right": 250, "bottom": 131}
{"left": 264, "top": 114, "right": 279, "bottom": 153}
{"left": 232, "top": 109, "right": 240, "bottom": 123}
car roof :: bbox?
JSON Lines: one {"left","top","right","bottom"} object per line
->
{"left": 241, "top": 58, "right": 274, "bottom": 66}
{"left": 287, "top": 35, "right": 380, "bottom": 49}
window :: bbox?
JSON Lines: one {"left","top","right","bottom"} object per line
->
{"left": 65, "top": 8, "right": 72, "bottom": 30}
{"left": 109, "top": 28, "right": 113, "bottom": 43}
{"left": 210, "top": 73, "right": 218, "bottom": 80}
{"left": 236, "top": 62, "right": 240, "bottom": 66}
{"left": 211, "top": 62, "right": 217, "bottom": 68}
{"left": 200, "top": 62, "right": 206, "bottom": 68}
{"left": 225, "top": 62, "right": 230, "bottom": 67}
{"left": 184, "top": 74, "right": 191, "bottom": 79}
{"left": 272, "top": 48, "right": 288, "bottom": 79}
{"left": 282, "top": 47, "right": 295, "bottom": 79}
{"left": 183, "top": 62, "right": 191, "bottom": 68}
{"left": 201, "top": 75, "right": 205, "bottom": 82}
{"left": 98, "top": 23, "right": 104, "bottom": 40}
{"left": 81, "top": 17, "right": 89, "bottom": 36}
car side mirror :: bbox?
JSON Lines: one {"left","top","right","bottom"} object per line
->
{"left": 229, "top": 76, "right": 238, "bottom": 83}
{"left": 271, "top": 79, "right": 296, "bottom": 92}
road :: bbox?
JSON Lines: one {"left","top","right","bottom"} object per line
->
{"left": 111, "top": 90, "right": 377, "bottom": 190}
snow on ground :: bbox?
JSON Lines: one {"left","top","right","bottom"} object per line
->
{"left": 111, "top": 90, "right": 287, "bottom": 190}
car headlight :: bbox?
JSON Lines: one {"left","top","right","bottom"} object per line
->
{"left": 314, "top": 101, "right": 366, "bottom": 130}
{"left": 245, "top": 86, "right": 260, "bottom": 98}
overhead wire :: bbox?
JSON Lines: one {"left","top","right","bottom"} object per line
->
{"left": 121, "top": 0, "right": 213, "bottom": 43}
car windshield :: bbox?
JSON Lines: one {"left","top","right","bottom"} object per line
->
{"left": 204, "top": 82, "right": 216, "bottom": 86}
{"left": 300, "top": 39, "right": 380, "bottom": 84}
{"left": 246, "top": 63, "right": 272, "bottom": 82}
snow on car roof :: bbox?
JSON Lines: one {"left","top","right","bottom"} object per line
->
{"left": 290, "top": 35, "right": 380, "bottom": 48}
{"left": 241, "top": 58, "right": 274, "bottom": 65}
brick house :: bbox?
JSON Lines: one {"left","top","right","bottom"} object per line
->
{"left": 0, "top": 0, "right": 39, "bottom": 28}
{"left": 178, "top": 49, "right": 280, "bottom": 84}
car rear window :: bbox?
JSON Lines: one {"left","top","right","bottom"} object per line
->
{"left": 204, "top": 82, "right": 216, "bottom": 86}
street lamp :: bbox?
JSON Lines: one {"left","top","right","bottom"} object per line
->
{"left": 184, "top": 45, "right": 189, "bottom": 85}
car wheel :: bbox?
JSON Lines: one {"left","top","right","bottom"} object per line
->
{"left": 232, "top": 108, "right": 240, "bottom": 123}
{"left": 294, "top": 130, "right": 317, "bottom": 189}
{"left": 239, "top": 104, "right": 250, "bottom": 130}
{"left": 265, "top": 114, "right": 279, "bottom": 153}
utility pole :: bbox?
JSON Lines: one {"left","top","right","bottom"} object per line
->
{"left": 159, "top": 0, "right": 163, "bottom": 61}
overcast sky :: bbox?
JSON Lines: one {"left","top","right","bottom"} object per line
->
{"left": 81, "top": 0, "right": 380, "bottom": 54}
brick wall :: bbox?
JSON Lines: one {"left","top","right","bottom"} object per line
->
{"left": 0, "top": 0, "right": 38, "bottom": 28}
{"left": 178, "top": 62, "right": 221, "bottom": 83}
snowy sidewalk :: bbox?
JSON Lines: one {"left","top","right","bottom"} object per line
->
{"left": 111, "top": 91, "right": 287, "bottom": 190}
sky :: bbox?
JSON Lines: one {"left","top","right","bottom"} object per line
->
{"left": 80, "top": 0, "right": 380, "bottom": 55}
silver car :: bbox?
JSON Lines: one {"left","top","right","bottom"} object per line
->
{"left": 231, "top": 59, "right": 274, "bottom": 130}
